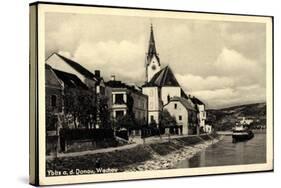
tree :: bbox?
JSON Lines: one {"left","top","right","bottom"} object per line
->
{"left": 63, "top": 88, "right": 95, "bottom": 129}
{"left": 115, "top": 114, "right": 135, "bottom": 130}
{"left": 159, "top": 109, "right": 177, "bottom": 128}
{"left": 159, "top": 109, "right": 177, "bottom": 141}
{"left": 99, "top": 96, "right": 111, "bottom": 129}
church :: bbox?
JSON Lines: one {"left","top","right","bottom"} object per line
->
{"left": 142, "top": 25, "right": 207, "bottom": 134}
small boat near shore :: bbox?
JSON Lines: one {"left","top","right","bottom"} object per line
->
{"left": 232, "top": 123, "right": 254, "bottom": 143}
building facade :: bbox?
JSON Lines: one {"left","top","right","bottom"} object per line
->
{"left": 46, "top": 53, "right": 106, "bottom": 128}
{"left": 45, "top": 64, "right": 64, "bottom": 131}
{"left": 164, "top": 97, "right": 198, "bottom": 135}
{"left": 190, "top": 97, "right": 207, "bottom": 132}
{"left": 105, "top": 76, "right": 148, "bottom": 125}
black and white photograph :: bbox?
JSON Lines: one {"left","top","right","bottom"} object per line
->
{"left": 29, "top": 2, "right": 273, "bottom": 185}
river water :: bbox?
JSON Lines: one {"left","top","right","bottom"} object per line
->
{"left": 176, "top": 131, "right": 266, "bottom": 168}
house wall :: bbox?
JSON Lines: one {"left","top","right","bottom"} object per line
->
{"left": 197, "top": 104, "right": 206, "bottom": 129}
{"left": 164, "top": 101, "right": 190, "bottom": 135}
{"left": 45, "top": 65, "right": 63, "bottom": 115}
{"left": 161, "top": 86, "right": 181, "bottom": 105}
{"left": 131, "top": 92, "right": 148, "bottom": 123}
{"left": 106, "top": 87, "right": 148, "bottom": 124}
{"left": 142, "top": 86, "right": 160, "bottom": 124}
{"left": 45, "top": 87, "right": 63, "bottom": 114}
{"left": 105, "top": 87, "right": 127, "bottom": 119}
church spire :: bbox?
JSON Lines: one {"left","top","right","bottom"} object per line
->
{"left": 147, "top": 24, "right": 160, "bottom": 64}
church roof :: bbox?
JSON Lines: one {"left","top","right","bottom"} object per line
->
{"left": 169, "top": 96, "right": 197, "bottom": 111}
{"left": 144, "top": 66, "right": 180, "bottom": 87}
{"left": 147, "top": 24, "right": 160, "bottom": 64}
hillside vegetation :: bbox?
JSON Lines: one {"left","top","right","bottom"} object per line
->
{"left": 207, "top": 103, "right": 266, "bottom": 131}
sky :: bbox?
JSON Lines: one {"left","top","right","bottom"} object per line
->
{"left": 45, "top": 12, "right": 267, "bottom": 109}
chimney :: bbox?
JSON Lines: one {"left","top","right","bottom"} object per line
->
{"left": 95, "top": 70, "right": 100, "bottom": 78}
{"left": 111, "top": 75, "right": 115, "bottom": 81}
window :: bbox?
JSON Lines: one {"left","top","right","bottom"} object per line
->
{"left": 174, "top": 103, "right": 177, "bottom": 109}
{"left": 115, "top": 94, "right": 124, "bottom": 104}
{"left": 100, "top": 86, "right": 105, "bottom": 95}
{"left": 51, "top": 95, "right": 57, "bottom": 107}
{"left": 167, "top": 95, "right": 170, "bottom": 102}
{"left": 179, "top": 115, "right": 182, "bottom": 121}
{"left": 115, "top": 110, "right": 124, "bottom": 119}
{"left": 150, "top": 115, "right": 154, "bottom": 122}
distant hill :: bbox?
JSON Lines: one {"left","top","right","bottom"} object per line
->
{"left": 207, "top": 103, "right": 266, "bottom": 131}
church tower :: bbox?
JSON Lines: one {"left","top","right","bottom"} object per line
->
{"left": 146, "top": 24, "right": 161, "bottom": 82}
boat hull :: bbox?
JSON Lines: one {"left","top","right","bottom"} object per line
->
{"left": 232, "top": 131, "right": 254, "bottom": 142}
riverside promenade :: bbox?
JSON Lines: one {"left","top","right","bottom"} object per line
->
{"left": 46, "top": 134, "right": 221, "bottom": 175}
{"left": 46, "top": 134, "right": 207, "bottom": 160}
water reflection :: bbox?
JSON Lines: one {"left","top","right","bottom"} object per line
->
{"left": 176, "top": 131, "right": 266, "bottom": 168}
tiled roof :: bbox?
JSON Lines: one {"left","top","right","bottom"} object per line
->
{"left": 105, "top": 80, "right": 143, "bottom": 94}
{"left": 190, "top": 96, "right": 204, "bottom": 105}
{"left": 55, "top": 53, "right": 97, "bottom": 80}
{"left": 169, "top": 96, "right": 197, "bottom": 111}
{"left": 181, "top": 88, "right": 189, "bottom": 99}
{"left": 45, "top": 64, "right": 62, "bottom": 88}
{"left": 53, "top": 68, "right": 88, "bottom": 90}
{"left": 143, "top": 66, "right": 180, "bottom": 87}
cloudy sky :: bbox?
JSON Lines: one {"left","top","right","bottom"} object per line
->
{"left": 45, "top": 12, "right": 266, "bottom": 109}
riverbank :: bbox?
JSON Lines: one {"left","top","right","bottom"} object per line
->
{"left": 125, "top": 134, "right": 222, "bottom": 171}
{"left": 46, "top": 134, "right": 222, "bottom": 176}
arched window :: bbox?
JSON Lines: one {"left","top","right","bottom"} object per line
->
{"left": 51, "top": 95, "right": 57, "bottom": 107}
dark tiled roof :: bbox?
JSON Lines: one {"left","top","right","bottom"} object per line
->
{"left": 55, "top": 53, "right": 96, "bottom": 80}
{"left": 105, "top": 80, "right": 142, "bottom": 94}
{"left": 53, "top": 69, "right": 88, "bottom": 90}
{"left": 190, "top": 96, "right": 205, "bottom": 105}
{"left": 143, "top": 66, "right": 180, "bottom": 87}
{"left": 181, "top": 88, "right": 188, "bottom": 99}
{"left": 105, "top": 80, "right": 127, "bottom": 88}
{"left": 169, "top": 96, "right": 196, "bottom": 111}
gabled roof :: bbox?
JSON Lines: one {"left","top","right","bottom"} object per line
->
{"left": 45, "top": 64, "right": 63, "bottom": 88}
{"left": 105, "top": 80, "right": 143, "bottom": 94}
{"left": 54, "top": 53, "right": 96, "bottom": 80}
{"left": 169, "top": 96, "right": 196, "bottom": 111}
{"left": 143, "top": 66, "right": 180, "bottom": 87}
{"left": 53, "top": 69, "right": 88, "bottom": 90}
{"left": 181, "top": 88, "right": 189, "bottom": 99}
{"left": 190, "top": 96, "right": 205, "bottom": 105}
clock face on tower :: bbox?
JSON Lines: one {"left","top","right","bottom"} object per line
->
{"left": 152, "top": 65, "right": 156, "bottom": 70}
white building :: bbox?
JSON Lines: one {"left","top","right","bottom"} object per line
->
{"left": 164, "top": 97, "right": 198, "bottom": 135}
{"left": 142, "top": 25, "right": 207, "bottom": 134}
{"left": 190, "top": 97, "right": 207, "bottom": 131}
{"left": 239, "top": 117, "right": 254, "bottom": 125}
